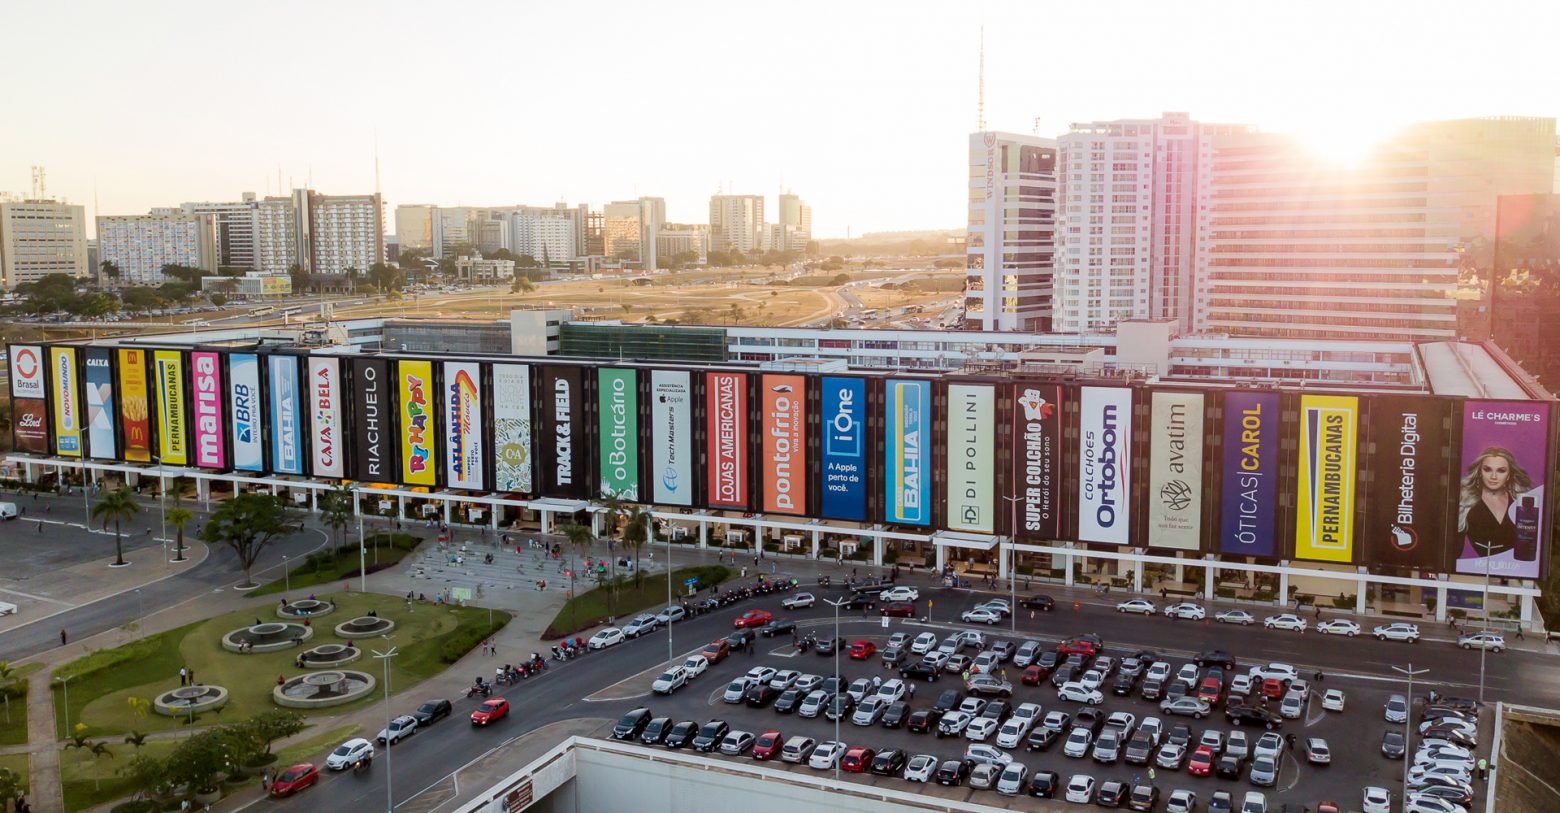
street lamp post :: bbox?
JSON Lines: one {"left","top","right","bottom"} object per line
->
{"left": 1002, "top": 495, "right": 1020, "bottom": 633}
{"left": 358, "top": 499, "right": 368, "bottom": 593}
{"left": 371, "top": 647, "right": 399, "bottom": 813}
{"left": 135, "top": 588, "right": 144, "bottom": 639}
{"left": 56, "top": 674, "right": 77, "bottom": 734}
{"left": 1474, "top": 541, "right": 1495, "bottom": 704}
{"left": 666, "top": 528, "right": 674, "bottom": 667}
{"left": 1392, "top": 663, "right": 1429, "bottom": 803}
{"left": 824, "top": 596, "right": 848, "bottom": 781}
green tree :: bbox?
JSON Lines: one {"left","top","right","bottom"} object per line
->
{"left": 0, "top": 766, "right": 21, "bottom": 811}
{"left": 318, "top": 482, "right": 354, "bottom": 552}
{"left": 121, "top": 753, "right": 169, "bottom": 802}
{"left": 87, "top": 741, "right": 114, "bottom": 790}
{"left": 160, "top": 264, "right": 208, "bottom": 285}
{"left": 124, "top": 729, "right": 147, "bottom": 754}
{"left": 200, "top": 493, "right": 296, "bottom": 588}
{"left": 288, "top": 263, "right": 309, "bottom": 294}
{"left": 167, "top": 506, "right": 192, "bottom": 562}
{"left": 622, "top": 509, "right": 652, "bottom": 587}
{"left": 368, "top": 262, "right": 404, "bottom": 293}
{"left": 92, "top": 487, "right": 139, "bottom": 567}
{"left": 0, "top": 661, "right": 16, "bottom": 725}
{"left": 164, "top": 728, "right": 227, "bottom": 794}
{"left": 246, "top": 709, "right": 305, "bottom": 756}
{"left": 78, "top": 291, "right": 121, "bottom": 316}
{"left": 120, "top": 286, "right": 163, "bottom": 311}
{"left": 511, "top": 275, "right": 535, "bottom": 293}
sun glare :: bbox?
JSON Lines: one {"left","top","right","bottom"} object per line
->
{"left": 1294, "top": 124, "right": 1393, "bottom": 166}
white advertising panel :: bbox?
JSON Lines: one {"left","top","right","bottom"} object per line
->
{"left": 1078, "top": 386, "right": 1133, "bottom": 545}
{"left": 946, "top": 383, "right": 995, "bottom": 533}
{"left": 651, "top": 370, "right": 693, "bottom": 506}
{"left": 1148, "top": 391, "right": 1204, "bottom": 550}
{"left": 492, "top": 364, "right": 532, "bottom": 493}
{"left": 308, "top": 357, "right": 344, "bottom": 478}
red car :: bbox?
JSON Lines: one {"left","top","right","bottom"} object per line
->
{"left": 471, "top": 698, "right": 509, "bottom": 726}
{"left": 1187, "top": 745, "right": 1215, "bottom": 777}
{"left": 881, "top": 601, "right": 916, "bottom": 618}
{"left": 1057, "top": 637, "right": 1103, "bottom": 657}
{"left": 735, "top": 610, "right": 772, "bottom": 629}
{"left": 269, "top": 763, "right": 318, "bottom": 797}
{"left": 840, "top": 746, "right": 875, "bottom": 773}
{"left": 1196, "top": 677, "right": 1223, "bottom": 704}
{"left": 752, "top": 729, "right": 783, "bottom": 760}
{"left": 1022, "top": 665, "right": 1044, "bottom": 686}
{"left": 848, "top": 640, "right": 877, "bottom": 659}
{"left": 1260, "top": 677, "right": 1286, "bottom": 699}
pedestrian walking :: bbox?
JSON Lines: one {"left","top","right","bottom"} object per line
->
{"left": 907, "top": 682, "right": 916, "bottom": 699}
{"left": 59, "top": 629, "right": 67, "bottom": 646}
{"left": 1517, "top": 627, "right": 1525, "bottom": 640}
{"left": 188, "top": 668, "right": 195, "bottom": 685}
{"left": 1285, "top": 732, "right": 1295, "bottom": 751}
{"left": 1148, "top": 767, "right": 1156, "bottom": 782}
{"left": 179, "top": 667, "right": 188, "bottom": 686}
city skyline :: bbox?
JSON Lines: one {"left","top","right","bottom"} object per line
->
{"left": 3, "top": 0, "right": 1556, "bottom": 239}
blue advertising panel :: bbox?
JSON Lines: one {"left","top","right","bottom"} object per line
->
{"left": 820, "top": 376, "right": 867, "bottom": 521}
{"left": 1220, "top": 391, "right": 1280, "bottom": 557}
{"left": 83, "top": 347, "right": 117, "bottom": 460}
{"left": 268, "top": 355, "right": 304, "bottom": 475}
{"left": 229, "top": 353, "right": 265, "bottom": 472}
{"left": 883, "top": 378, "right": 931, "bottom": 526}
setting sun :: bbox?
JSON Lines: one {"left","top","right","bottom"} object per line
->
{"left": 1293, "top": 123, "right": 1394, "bottom": 165}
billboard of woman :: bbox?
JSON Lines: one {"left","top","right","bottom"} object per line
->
{"left": 1455, "top": 401, "right": 1550, "bottom": 578}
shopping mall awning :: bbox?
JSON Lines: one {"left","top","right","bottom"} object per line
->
{"left": 930, "top": 530, "right": 1000, "bottom": 551}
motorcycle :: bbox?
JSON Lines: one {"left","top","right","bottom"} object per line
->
{"left": 817, "top": 575, "right": 831, "bottom": 587}
{"left": 353, "top": 755, "right": 372, "bottom": 775}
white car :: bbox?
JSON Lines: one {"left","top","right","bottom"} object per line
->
{"left": 996, "top": 717, "right": 1033, "bottom": 748}
{"left": 846, "top": 678, "right": 873, "bottom": 704}
{"left": 1014, "top": 641, "right": 1042, "bottom": 667}
{"left": 996, "top": 761, "right": 1028, "bottom": 796}
{"left": 1321, "top": 689, "right": 1346, "bottom": 712}
{"left": 1066, "top": 774, "right": 1097, "bottom": 804}
{"left": 719, "top": 730, "right": 755, "bottom": 755}
{"left": 937, "top": 710, "right": 973, "bottom": 738}
{"left": 852, "top": 697, "right": 887, "bottom": 726}
{"left": 965, "top": 743, "right": 1012, "bottom": 767}
{"left": 1225, "top": 730, "right": 1249, "bottom": 759}
{"left": 1116, "top": 598, "right": 1158, "bottom": 615}
{"left": 1279, "top": 691, "right": 1304, "bottom": 719}
{"left": 623, "top": 614, "right": 660, "bottom": 637}
{"left": 1405, "top": 797, "right": 1466, "bottom": 813}
{"left": 1248, "top": 663, "right": 1299, "bottom": 683}
{"left": 1316, "top": 619, "right": 1360, "bottom": 636}
{"left": 1458, "top": 632, "right": 1506, "bottom": 652}
{"left": 904, "top": 753, "right": 938, "bottom": 782}
{"left": 654, "top": 605, "right": 686, "bottom": 625}
{"left": 1305, "top": 737, "right": 1331, "bottom": 764}
{"left": 1064, "top": 727, "right": 1094, "bottom": 758}
{"left": 910, "top": 632, "right": 938, "bottom": 654}
{"left": 1057, "top": 682, "right": 1105, "bottom": 705}
{"left": 722, "top": 678, "right": 753, "bottom": 703}
{"left": 681, "top": 655, "right": 709, "bottom": 678}
{"left": 794, "top": 673, "right": 823, "bottom": 693}
{"left": 1079, "top": 669, "right": 1105, "bottom": 691}
{"left": 1263, "top": 614, "right": 1307, "bottom": 632}
{"left": 651, "top": 665, "right": 688, "bottom": 694}
{"left": 1012, "top": 702, "right": 1044, "bottom": 725}
{"left": 965, "top": 716, "right": 1000, "bottom": 742}
{"left": 1408, "top": 764, "right": 1472, "bottom": 785}
{"left": 881, "top": 586, "right": 920, "bottom": 602}
{"left": 809, "top": 740, "right": 846, "bottom": 770}
{"left": 1385, "top": 694, "right": 1409, "bottom": 723}
{"left": 588, "top": 627, "right": 625, "bottom": 649}
{"left": 1418, "top": 718, "right": 1477, "bottom": 738}
{"left": 961, "top": 607, "right": 1002, "bottom": 625}
{"left": 1216, "top": 609, "right": 1255, "bottom": 625}
{"left": 1242, "top": 791, "right": 1269, "bottom": 813}
{"left": 782, "top": 592, "right": 816, "bottom": 609}
{"left": 1164, "top": 602, "right": 1206, "bottom": 620}
{"left": 797, "top": 689, "right": 830, "bottom": 717}
{"left": 375, "top": 715, "right": 418, "bottom": 745}
{"left": 745, "top": 666, "right": 778, "bottom": 685}
{"left": 325, "top": 738, "right": 375, "bottom": 770}
{"left": 1362, "top": 786, "right": 1392, "bottom": 813}
{"left": 876, "top": 678, "right": 907, "bottom": 703}
{"left": 1229, "top": 674, "right": 1254, "bottom": 696}
{"left": 1167, "top": 789, "right": 1198, "bottom": 813}
{"left": 977, "top": 599, "right": 1011, "bottom": 616}
{"left": 1374, "top": 623, "right": 1421, "bottom": 642}
{"left": 768, "top": 669, "right": 800, "bottom": 690}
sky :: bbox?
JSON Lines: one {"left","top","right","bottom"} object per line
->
{"left": 3, "top": 0, "right": 1557, "bottom": 239}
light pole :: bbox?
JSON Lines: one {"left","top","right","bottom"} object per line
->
{"left": 824, "top": 595, "right": 848, "bottom": 781}
{"left": 372, "top": 647, "right": 399, "bottom": 813}
{"left": 55, "top": 674, "right": 77, "bottom": 734}
{"left": 1474, "top": 541, "right": 1495, "bottom": 704}
{"left": 358, "top": 497, "right": 368, "bottom": 593}
{"left": 1002, "top": 495, "right": 1021, "bottom": 633}
{"left": 1392, "top": 663, "right": 1429, "bottom": 802}
{"left": 666, "top": 527, "right": 674, "bottom": 667}
{"left": 135, "top": 588, "right": 144, "bottom": 639}
{"left": 282, "top": 555, "right": 291, "bottom": 596}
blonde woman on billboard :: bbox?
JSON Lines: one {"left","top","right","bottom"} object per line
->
{"left": 1457, "top": 447, "right": 1534, "bottom": 561}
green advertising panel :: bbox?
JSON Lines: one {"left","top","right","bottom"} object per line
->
{"left": 598, "top": 368, "right": 639, "bottom": 499}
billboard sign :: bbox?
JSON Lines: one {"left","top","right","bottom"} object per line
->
{"left": 1296, "top": 394, "right": 1359, "bottom": 563}
{"left": 1365, "top": 397, "right": 1449, "bottom": 569}
{"left": 820, "top": 376, "right": 867, "bottom": 521}
{"left": 1148, "top": 391, "right": 1203, "bottom": 550}
{"left": 268, "top": 355, "right": 303, "bottom": 475}
{"left": 1078, "top": 386, "right": 1132, "bottom": 545}
{"left": 444, "top": 361, "right": 485, "bottom": 490}
{"left": 540, "top": 366, "right": 584, "bottom": 497}
{"left": 650, "top": 370, "right": 692, "bottom": 506}
{"left": 229, "top": 353, "right": 264, "bottom": 472}
{"left": 190, "top": 351, "right": 225, "bottom": 469}
{"left": 492, "top": 364, "right": 533, "bottom": 493}
{"left": 9, "top": 344, "right": 44, "bottom": 400}
{"left": 398, "top": 359, "right": 436, "bottom": 486}
{"left": 1455, "top": 400, "right": 1551, "bottom": 578}
{"left": 50, "top": 347, "right": 82, "bottom": 457}
{"left": 706, "top": 371, "right": 748, "bottom": 509}
{"left": 884, "top": 378, "right": 931, "bottom": 526}
{"left": 1014, "top": 383, "right": 1063, "bottom": 540}
{"left": 153, "top": 350, "right": 187, "bottom": 466}
{"left": 1220, "top": 391, "right": 1280, "bottom": 557}
{"left": 762, "top": 374, "right": 806, "bottom": 515}
{"left": 598, "top": 368, "right": 639, "bottom": 500}
{"left": 946, "top": 383, "right": 995, "bottom": 533}
{"left": 15, "top": 400, "right": 48, "bottom": 454}
{"left": 83, "top": 347, "right": 116, "bottom": 460}
{"left": 309, "top": 357, "right": 344, "bottom": 478}
{"left": 117, "top": 349, "right": 151, "bottom": 462}
{"left": 348, "top": 358, "right": 389, "bottom": 482}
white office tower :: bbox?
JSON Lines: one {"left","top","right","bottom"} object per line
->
{"left": 97, "top": 212, "right": 217, "bottom": 284}
{"left": 175, "top": 194, "right": 260, "bottom": 270}
{"left": 777, "top": 193, "right": 812, "bottom": 252}
{"left": 965, "top": 131, "right": 1059, "bottom": 332}
{"left": 0, "top": 199, "right": 88, "bottom": 287}
{"left": 709, "top": 195, "right": 765, "bottom": 254}
{"left": 505, "top": 208, "right": 578, "bottom": 265}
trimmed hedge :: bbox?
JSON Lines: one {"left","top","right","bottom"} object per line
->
{"left": 440, "top": 615, "right": 511, "bottom": 664}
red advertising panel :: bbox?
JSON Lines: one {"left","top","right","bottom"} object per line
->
{"left": 13, "top": 400, "right": 48, "bottom": 454}
{"left": 706, "top": 371, "right": 748, "bottom": 509}
{"left": 761, "top": 374, "right": 806, "bottom": 515}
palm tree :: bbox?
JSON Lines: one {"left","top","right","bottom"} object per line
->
{"left": 88, "top": 741, "right": 114, "bottom": 790}
{"left": 123, "top": 730, "right": 147, "bottom": 755}
{"left": 622, "top": 509, "right": 652, "bottom": 588}
{"left": 167, "top": 507, "right": 192, "bottom": 562}
{"left": 92, "top": 488, "right": 139, "bottom": 566}
{"left": 318, "top": 482, "right": 354, "bottom": 553}
{"left": 0, "top": 662, "right": 15, "bottom": 725}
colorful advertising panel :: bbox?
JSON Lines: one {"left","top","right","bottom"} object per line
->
{"left": 349, "top": 358, "right": 390, "bottom": 482}
{"left": 650, "top": 370, "right": 691, "bottom": 506}
{"left": 190, "top": 351, "right": 225, "bottom": 469}
{"left": 50, "top": 347, "right": 82, "bottom": 457}
{"left": 117, "top": 349, "right": 151, "bottom": 463}
{"left": 1296, "top": 394, "right": 1359, "bottom": 563}
{"left": 83, "top": 347, "right": 116, "bottom": 460}
{"left": 540, "top": 366, "right": 584, "bottom": 498}
{"left": 492, "top": 364, "right": 533, "bottom": 493}
{"left": 706, "top": 371, "right": 748, "bottom": 509}
{"left": 1078, "top": 386, "right": 1132, "bottom": 545}
{"left": 1455, "top": 400, "right": 1551, "bottom": 578}
{"left": 8, "top": 344, "right": 45, "bottom": 400}
{"left": 1148, "top": 391, "right": 1204, "bottom": 551}
{"left": 153, "top": 350, "right": 187, "bottom": 466}
{"left": 228, "top": 353, "right": 264, "bottom": 472}
{"left": 444, "top": 361, "right": 485, "bottom": 490}
{"left": 308, "top": 357, "right": 344, "bottom": 478}
{"left": 1364, "top": 397, "right": 1449, "bottom": 569}
{"left": 946, "top": 383, "right": 995, "bottom": 533}
{"left": 1014, "top": 383, "right": 1063, "bottom": 539}
{"left": 1220, "top": 391, "right": 1279, "bottom": 557}
{"left": 884, "top": 378, "right": 931, "bottom": 526}
{"left": 820, "top": 376, "right": 867, "bottom": 521}
{"left": 761, "top": 374, "right": 806, "bottom": 515}
{"left": 268, "top": 355, "right": 304, "bottom": 475}
{"left": 397, "top": 359, "right": 436, "bottom": 486}
{"left": 598, "top": 368, "right": 639, "bottom": 500}
{"left": 14, "top": 400, "right": 48, "bottom": 455}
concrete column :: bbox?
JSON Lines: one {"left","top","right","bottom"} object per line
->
{"left": 997, "top": 543, "right": 1009, "bottom": 579}
{"left": 1132, "top": 559, "right": 1144, "bottom": 593}
{"left": 1204, "top": 561, "right": 1216, "bottom": 601}
{"left": 754, "top": 525, "right": 763, "bottom": 557}
{"left": 1063, "top": 550, "right": 1075, "bottom": 587}
{"left": 811, "top": 529, "right": 821, "bottom": 559}
{"left": 442, "top": 499, "right": 451, "bottom": 525}
{"left": 698, "top": 521, "right": 708, "bottom": 549}
{"left": 309, "top": 488, "right": 318, "bottom": 513}
{"left": 1520, "top": 593, "right": 1534, "bottom": 627}
{"left": 490, "top": 507, "right": 499, "bottom": 530}
{"left": 591, "top": 511, "right": 600, "bottom": 537}
{"left": 197, "top": 477, "right": 209, "bottom": 502}
{"left": 1355, "top": 578, "right": 1368, "bottom": 615}
{"left": 539, "top": 511, "right": 551, "bottom": 535}
{"left": 872, "top": 536, "right": 884, "bottom": 567}
{"left": 935, "top": 543, "right": 946, "bottom": 573}
{"left": 1434, "top": 585, "right": 1449, "bottom": 622}
{"left": 353, "top": 491, "right": 362, "bottom": 516}
{"left": 1277, "top": 569, "right": 1289, "bottom": 608}
{"left": 397, "top": 494, "right": 406, "bottom": 521}
{"left": 1173, "top": 560, "right": 1185, "bottom": 584}
{"left": 269, "top": 482, "right": 278, "bottom": 496}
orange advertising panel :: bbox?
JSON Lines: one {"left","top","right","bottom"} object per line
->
{"left": 761, "top": 374, "right": 806, "bottom": 515}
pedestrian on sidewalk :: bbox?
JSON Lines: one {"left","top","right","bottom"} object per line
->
{"left": 907, "top": 682, "right": 916, "bottom": 699}
{"left": 60, "top": 628, "right": 67, "bottom": 646}
{"left": 188, "top": 668, "right": 195, "bottom": 685}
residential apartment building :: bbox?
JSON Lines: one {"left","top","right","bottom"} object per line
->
{"left": 255, "top": 189, "right": 383, "bottom": 275}
{"left": 255, "top": 196, "right": 298, "bottom": 275}
{"left": 97, "top": 211, "right": 217, "bottom": 285}
{"left": 395, "top": 204, "right": 435, "bottom": 250}
{"left": 173, "top": 194, "right": 260, "bottom": 270}
{"left": 507, "top": 208, "right": 577, "bottom": 265}
{"left": 430, "top": 206, "right": 475, "bottom": 258}
{"left": 1397, "top": 116, "right": 1557, "bottom": 239}
{"left": 964, "top": 131, "right": 1059, "bottom": 332}
{"left": 0, "top": 199, "right": 88, "bottom": 287}
{"left": 657, "top": 225, "right": 709, "bottom": 265}
{"left": 709, "top": 194, "right": 765, "bottom": 253}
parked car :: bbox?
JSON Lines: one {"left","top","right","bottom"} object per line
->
{"left": 664, "top": 720, "right": 699, "bottom": 749}
{"left": 962, "top": 607, "right": 1003, "bottom": 625}
{"left": 1316, "top": 619, "right": 1361, "bottom": 636}
{"left": 780, "top": 735, "right": 818, "bottom": 764}
{"left": 1458, "top": 632, "right": 1505, "bottom": 652}
{"left": 751, "top": 730, "right": 784, "bottom": 760}
{"left": 1117, "top": 599, "right": 1158, "bottom": 615}
{"left": 269, "top": 763, "right": 319, "bottom": 797}
{"left": 1262, "top": 614, "right": 1307, "bottom": 632}
{"left": 412, "top": 699, "right": 453, "bottom": 727}
{"left": 1164, "top": 602, "right": 1206, "bottom": 620}
{"left": 903, "top": 753, "right": 938, "bottom": 782}
{"left": 1373, "top": 623, "right": 1421, "bottom": 643}
{"left": 1216, "top": 610, "right": 1255, "bottom": 625}
{"left": 652, "top": 666, "right": 689, "bottom": 695}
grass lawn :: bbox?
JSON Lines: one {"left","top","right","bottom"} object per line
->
{"left": 0, "top": 752, "right": 27, "bottom": 796}
{"left": 545, "top": 565, "right": 730, "bottom": 638}
{"left": 273, "top": 722, "right": 360, "bottom": 768}
{"left": 55, "top": 592, "right": 506, "bottom": 738}
{"left": 0, "top": 680, "right": 29, "bottom": 746}
{"left": 247, "top": 533, "right": 423, "bottom": 597}
{"left": 60, "top": 738, "right": 175, "bottom": 813}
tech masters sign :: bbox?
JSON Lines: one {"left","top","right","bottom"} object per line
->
{"left": 153, "top": 350, "right": 188, "bottom": 466}
{"left": 1078, "top": 386, "right": 1132, "bottom": 545}
{"left": 884, "top": 379, "right": 931, "bottom": 526}
{"left": 650, "top": 370, "right": 692, "bottom": 506}
{"left": 1148, "top": 392, "right": 1203, "bottom": 550}
{"left": 946, "top": 383, "right": 994, "bottom": 533}
{"left": 1296, "top": 394, "right": 1359, "bottom": 563}
{"left": 492, "top": 364, "right": 533, "bottom": 493}
{"left": 398, "top": 359, "right": 436, "bottom": 486}
{"left": 444, "top": 361, "right": 485, "bottom": 490}
{"left": 598, "top": 368, "right": 639, "bottom": 500}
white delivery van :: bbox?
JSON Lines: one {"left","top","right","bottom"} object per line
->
{"left": 0, "top": 502, "right": 19, "bottom": 520}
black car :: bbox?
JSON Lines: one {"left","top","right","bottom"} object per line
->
{"left": 773, "top": 688, "right": 804, "bottom": 714}
{"left": 900, "top": 661, "right": 941, "bottom": 682}
{"left": 1141, "top": 678, "right": 1166, "bottom": 702}
{"left": 870, "top": 748, "right": 908, "bottom": 776}
{"left": 1193, "top": 650, "right": 1238, "bottom": 670}
{"left": 1428, "top": 696, "right": 1480, "bottom": 713}
{"left": 882, "top": 701, "right": 910, "bottom": 728}
{"left": 1166, "top": 723, "right": 1194, "bottom": 748}
{"left": 815, "top": 636, "right": 846, "bottom": 655}
{"left": 824, "top": 694, "right": 855, "bottom": 721}
{"left": 1050, "top": 664, "right": 1077, "bottom": 688}
{"left": 759, "top": 619, "right": 796, "bottom": 638}
{"left": 1215, "top": 754, "right": 1245, "bottom": 779}
{"left": 907, "top": 707, "right": 943, "bottom": 733}
{"left": 1027, "top": 769, "right": 1061, "bottom": 797}
{"left": 1225, "top": 705, "right": 1282, "bottom": 729}
{"left": 843, "top": 594, "right": 876, "bottom": 611}
{"left": 1422, "top": 725, "right": 1477, "bottom": 747}
{"left": 934, "top": 759, "right": 970, "bottom": 786}
{"left": 933, "top": 689, "right": 965, "bottom": 712}
{"left": 639, "top": 716, "right": 673, "bottom": 745}
{"left": 1127, "top": 785, "right": 1160, "bottom": 812}
{"left": 1413, "top": 784, "right": 1474, "bottom": 807}
{"left": 1035, "top": 650, "right": 1061, "bottom": 672}
{"left": 692, "top": 720, "right": 729, "bottom": 752}
{"left": 611, "top": 707, "right": 653, "bottom": 740}
{"left": 1112, "top": 672, "right": 1139, "bottom": 696}
{"left": 981, "top": 700, "right": 1011, "bottom": 722}
{"left": 665, "top": 720, "right": 699, "bottom": 749}
{"left": 1075, "top": 707, "right": 1107, "bottom": 735}
{"left": 725, "top": 630, "right": 754, "bottom": 650}
{"left": 1026, "top": 726, "right": 1061, "bottom": 751}
{"left": 412, "top": 698, "right": 453, "bottom": 726}
{"left": 1420, "top": 707, "right": 1476, "bottom": 725}
{"left": 1021, "top": 594, "right": 1055, "bottom": 611}
{"left": 881, "top": 647, "right": 908, "bottom": 668}
{"left": 745, "top": 685, "right": 782, "bottom": 708}
{"left": 1097, "top": 780, "right": 1127, "bottom": 807}
{"left": 1380, "top": 730, "right": 1406, "bottom": 758}
{"left": 1123, "top": 733, "right": 1155, "bottom": 765}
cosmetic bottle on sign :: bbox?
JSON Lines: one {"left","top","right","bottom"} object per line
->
{"left": 1515, "top": 496, "right": 1540, "bottom": 561}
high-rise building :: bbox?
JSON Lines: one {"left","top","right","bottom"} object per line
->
{"left": 395, "top": 204, "right": 435, "bottom": 251}
{"left": 1396, "top": 116, "right": 1557, "bottom": 239}
{"left": 505, "top": 208, "right": 577, "bottom": 265}
{"left": 964, "top": 132, "right": 1059, "bottom": 332}
{"left": 0, "top": 199, "right": 88, "bottom": 287}
{"left": 709, "top": 194, "right": 765, "bottom": 254}
{"left": 602, "top": 197, "right": 664, "bottom": 269}
{"left": 777, "top": 193, "right": 812, "bottom": 252}
{"left": 431, "top": 207, "right": 474, "bottom": 258}
{"left": 255, "top": 196, "right": 298, "bottom": 275}
{"left": 174, "top": 195, "right": 260, "bottom": 270}
{"left": 255, "top": 189, "right": 383, "bottom": 275}
{"left": 584, "top": 210, "right": 604, "bottom": 257}
{"left": 657, "top": 225, "right": 709, "bottom": 265}
{"left": 97, "top": 211, "right": 217, "bottom": 285}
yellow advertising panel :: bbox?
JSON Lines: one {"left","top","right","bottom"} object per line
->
{"left": 398, "top": 359, "right": 437, "bottom": 486}
{"left": 1295, "top": 394, "right": 1358, "bottom": 562}
{"left": 261, "top": 276, "right": 291, "bottom": 295}
{"left": 154, "top": 350, "right": 188, "bottom": 465}
{"left": 118, "top": 349, "right": 152, "bottom": 462}
{"left": 49, "top": 347, "right": 82, "bottom": 457}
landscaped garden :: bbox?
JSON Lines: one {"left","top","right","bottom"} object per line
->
{"left": 544, "top": 565, "right": 730, "bottom": 638}
{"left": 245, "top": 532, "right": 423, "bottom": 597}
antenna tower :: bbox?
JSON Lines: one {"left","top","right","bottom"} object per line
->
{"left": 31, "top": 165, "right": 47, "bottom": 199}
{"left": 977, "top": 26, "right": 985, "bottom": 132}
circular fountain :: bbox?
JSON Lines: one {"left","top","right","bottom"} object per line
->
{"left": 297, "top": 642, "right": 362, "bottom": 668}
{"left": 276, "top": 598, "right": 335, "bottom": 620}
{"left": 333, "top": 615, "right": 396, "bottom": 639}
{"left": 272, "top": 670, "right": 376, "bottom": 709}
{"left": 221, "top": 621, "right": 313, "bottom": 653}
{"left": 153, "top": 684, "right": 230, "bottom": 717}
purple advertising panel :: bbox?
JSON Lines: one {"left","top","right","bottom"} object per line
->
{"left": 1220, "top": 391, "right": 1280, "bottom": 557}
{"left": 1365, "top": 397, "right": 1450, "bottom": 570}
{"left": 1454, "top": 400, "right": 1551, "bottom": 578}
